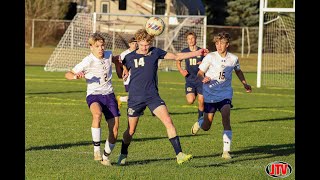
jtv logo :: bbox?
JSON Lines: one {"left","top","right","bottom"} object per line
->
{"left": 265, "top": 161, "right": 293, "bottom": 178}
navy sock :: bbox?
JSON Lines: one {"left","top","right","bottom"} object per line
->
{"left": 169, "top": 136, "right": 182, "bottom": 155}
{"left": 198, "top": 109, "right": 203, "bottom": 118}
{"left": 120, "top": 140, "right": 130, "bottom": 155}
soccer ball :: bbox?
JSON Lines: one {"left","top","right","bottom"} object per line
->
{"left": 145, "top": 17, "right": 165, "bottom": 36}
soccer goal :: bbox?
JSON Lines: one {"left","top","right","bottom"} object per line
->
{"left": 44, "top": 13, "right": 207, "bottom": 72}
{"left": 256, "top": 0, "right": 295, "bottom": 88}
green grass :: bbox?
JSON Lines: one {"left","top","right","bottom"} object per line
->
{"left": 25, "top": 66, "right": 295, "bottom": 179}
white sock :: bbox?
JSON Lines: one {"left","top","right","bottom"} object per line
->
{"left": 103, "top": 140, "right": 115, "bottom": 160}
{"left": 119, "top": 96, "right": 128, "bottom": 102}
{"left": 91, "top": 127, "right": 101, "bottom": 152}
{"left": 223, "top": 130, "right": 232, "bottom": 152}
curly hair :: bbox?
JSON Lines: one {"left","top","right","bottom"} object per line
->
{"left": 135, "top": 29, "right": 154, "bottom": 44}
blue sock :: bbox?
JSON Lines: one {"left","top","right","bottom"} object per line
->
{"left": 169, "top": 136, "right": 182, "bottom": 155}
{"left": 198, "top": 109, "right": 203, "bottom": 118}
{"left": 198, "top": 116, "right": 204, "bottom": 128}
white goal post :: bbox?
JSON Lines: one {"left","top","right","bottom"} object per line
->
{"left": 44, "top": 13, "right": 207, "bottom": 72}
{"left": 257, "top": 0, "right": 295, "bottom": 88}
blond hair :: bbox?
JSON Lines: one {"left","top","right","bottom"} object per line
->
{"left": 213, "top": 31, "right": 231, "bottom": 43}
{"left": 88, "top": 32, "right": 105, "bottom": 46}
{"left": 185, "top": 31, "right": 197, "bottom": 39}
{"left": 135, "top": 29, "right": 154, "bottom": 44}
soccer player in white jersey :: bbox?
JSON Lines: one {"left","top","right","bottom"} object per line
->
{"left": 190, "top": 31, "right": 252, "bottom": 159}
{"left": 65, "top": 32, "right": 123, "bottom": 166}
{"left": 116, "top": 37, "right": 137, "bottom": 108}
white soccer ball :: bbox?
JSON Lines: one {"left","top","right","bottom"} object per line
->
{"left": 145, "top": 17, "right": 165, "bottom": 36}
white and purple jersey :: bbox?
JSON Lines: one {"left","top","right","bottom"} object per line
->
{"left": 120, "top": 49, "right": 133, "bottom": 86}
{"left": 199, "top": 51, "right": 241, "bottom": 103}
{"left": 122, "top": 47, "right": 167, "bottom": 101}
{"left": 72, "top": 52, "right": 114, "bottom": 97}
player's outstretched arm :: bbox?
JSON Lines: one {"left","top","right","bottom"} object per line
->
{"left": 165, "top": 48, "right": 209, "bottom": 61}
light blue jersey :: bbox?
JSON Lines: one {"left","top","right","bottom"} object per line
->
{"left": 199, "top": 51, "right": 240, "bottom": 103}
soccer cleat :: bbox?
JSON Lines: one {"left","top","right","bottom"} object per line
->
{"left": 191, "top": 121, "right": 200, "bottom": 135}
{"left": 117, "top": 154, "right": 127, "bottom": 165}
{"left": 116, "top": 96, "right": 122, "bottom": 109}
{"left": 176, "top": 152, "right": 193, "bottom": 165}
{"left": 100, "top": 159, "right": 112, "bottom": 166}
{"left": 221, "top": 151, "right": 232, "bottom": 159}
{"left": 94, "top": 151, "right": 102, "bottom": 161}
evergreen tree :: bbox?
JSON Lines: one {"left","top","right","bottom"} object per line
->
{"left": 202, "top": 0, "right": 228, "bottom": 25}
{"left": 225, "top": 0, "right": 259, "bottom": 26}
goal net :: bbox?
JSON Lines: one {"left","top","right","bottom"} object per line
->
{"left": 44, "top": 13, "right": 206, "bottom": 72}
{"left": 257, "top": 0, "right": 295, "bottom": 88}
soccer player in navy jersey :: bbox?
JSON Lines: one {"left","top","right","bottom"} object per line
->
{"left": 176, "top": 31, "right": 204, "bottom": 119}
{"left": 65, "top": 32, "right": 123, "bottom": 166}
{"left": 190, "top": 31, "right": 252, "bottom": 159}
{"left": 117, "top": 29, "right": 209, "bottom": 165}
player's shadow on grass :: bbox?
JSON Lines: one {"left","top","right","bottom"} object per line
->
{"left": 169, "top": 112, "right": 200, "bottom": 115}
{"left": 239, "top": 116, "right": 295, "bottom": 123}
{"left": 231, "top": 105, "right": 295, "bottom": 111}
{"left": 192, "top": 143, "right": 295, "bottom": 168}
{"left": 26, "top": 91, "right": 84, "bottom": 95}
{"left": 25, "top": 134, "right": 209, "bottom": 151}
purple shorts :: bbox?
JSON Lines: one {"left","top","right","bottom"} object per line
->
{"left": 86, "top": 93, "right": 121, "bottom": 120}
{"left": 204, "top": 99, "right": 233, "bottom": 113}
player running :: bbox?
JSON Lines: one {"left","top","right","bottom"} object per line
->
{"left": 117, "top": 29, "right": 209, "bottom": 165}
{"left": 191, "top": 31, "right": 252, "bottom": 159}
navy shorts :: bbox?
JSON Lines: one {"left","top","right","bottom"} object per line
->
{"left": 127, "top": 95, "right": 166, "bottom": 117}
{"left": 185, "top": 81, "right": 203, "bottom": 96}
{"left": 86, "top": 93, "right": 121, "bottom": 120}
{"left": 124, "top": 85, "right": 129, "bottom": 92}
{"left": 204, "top": 99, "right": 233, "bottom": 113}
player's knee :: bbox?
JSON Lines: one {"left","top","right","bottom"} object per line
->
{"left": 92, "top": 112, "right": 102, "bottom": 120}
{"left": 186, "top": 100, "right": 194, "bottom": 105}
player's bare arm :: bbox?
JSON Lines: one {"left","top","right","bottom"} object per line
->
{"left": 235, "top": 69, "right": 252, "bottom": 93}
{"left": 65, "top": 71, "right": 85, "bottom": 80}
{"left": 122, "top": 65, "right": 129, "bottom": 81}
{"left": 176, "top": 60, "right": 188, "bottom": 77}
{"left": 112, "top": 55, "right": 123, "bottom": 78}
{"left": 165, "top": 48, "right": 209, "bottom": 61}
{"left": 197, "top": 70, "right": 210, "bottom": 83}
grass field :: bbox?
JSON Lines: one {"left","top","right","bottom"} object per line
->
{"left": 25, "top": 65, "right": 295, "bottom": 179}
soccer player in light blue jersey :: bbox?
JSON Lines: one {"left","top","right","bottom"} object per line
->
{"left": 176, "top": 31, "right": 204, "bottom": 119}
{"left": 117, "top": 29, "right": 209, "bottom": 165}
{"left": 65, "top": 32, "right": 123, "bottom": 166}
{"left": 191, "top": 31, "right": 252, "bottom": 159}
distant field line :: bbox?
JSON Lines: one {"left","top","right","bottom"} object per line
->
{"left": 25, "top": 97, "right": 294, "bottom": 114}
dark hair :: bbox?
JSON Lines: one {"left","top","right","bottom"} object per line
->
{"left": 128, "top": 37, "right": 137, "bottom": 43}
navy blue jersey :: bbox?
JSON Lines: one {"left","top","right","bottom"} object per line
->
{"left": 123, "top": 47, "right": 167, "bottom": 100}
{"left": 181, "top": 46, "right": 204, "bottom": 82}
